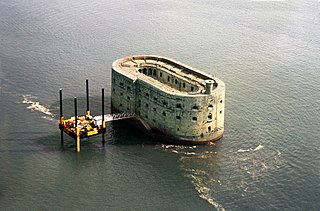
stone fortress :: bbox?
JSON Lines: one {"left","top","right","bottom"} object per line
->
{"left": 111, "top": 55, "right": 225, "bottom": 144}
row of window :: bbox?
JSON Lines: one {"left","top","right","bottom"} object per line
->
{"left": 114, "top": 88, "right": 222, "bottom": 107}
{"left": 114, "top": 91, "right": 222, "bottom": 112}
{"left": 119, "top": 101, "right": 222, "bottom": 116}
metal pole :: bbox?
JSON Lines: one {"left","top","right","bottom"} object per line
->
{"left": 59, "top": 89, "right": 63, "bottom": 118}
{"left": 102, "top": 88, "right": 105, "bottom": 145}
{"left": 86, "top": 79, "right": 90, "bottom": 116}
{"left": 74, "top": 97, "right": 77, "bottom": 127}
{"left": 59, "top": 89, "right": 64, "bottom": 145}
{"left": 74, "top": 97, "right": 80, "bottom": 152}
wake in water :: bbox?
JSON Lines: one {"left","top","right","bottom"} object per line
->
{"left": 190, "top": 170, "right": 225, "bottom": 211}
{"left": 159, "top": 143, "right": 284, "bottom": 210}
{"left": 160, "top": 144, "right": 226, "bottom": 211}
{"left": 22, "top": 94, "right": 55, "bottom": 120}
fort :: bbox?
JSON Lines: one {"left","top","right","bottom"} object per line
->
{"left": 111, "top": 55, "right": 225, "bottom": 144}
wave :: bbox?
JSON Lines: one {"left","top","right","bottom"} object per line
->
{"left": 237, "top": 144, "right": 263, "bottom": 153}
{"left": 22, "top": 94, "right": 55, "bottom": 118}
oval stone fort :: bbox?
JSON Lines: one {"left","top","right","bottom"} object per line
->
{"left": 111, "top": 55, "right": 225, "bottom": 144}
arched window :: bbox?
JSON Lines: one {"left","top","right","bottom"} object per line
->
{"left": 192, "top": 105, "right": 199, "bottom": 110}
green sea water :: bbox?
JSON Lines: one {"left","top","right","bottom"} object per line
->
{"left": 0, "top": 0, "right": 319, "bottom": 210}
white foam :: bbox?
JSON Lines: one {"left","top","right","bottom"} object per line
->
{"left": 191, "top": 173, "right": 226, "bottom": 211}
{"left": 22, "top": 95, "right": 55, "bottom": 118}
{"left": 237, "top": 144, "right": 264, "bottom": 153}
{"left": 254, "top": 144, "right": 264, "bottom": 151}
{"left": 185, "top": 152, "right": 196, "bottom": 155}
{"left": 237, "top": 148, "right": 251, "bottom": 153}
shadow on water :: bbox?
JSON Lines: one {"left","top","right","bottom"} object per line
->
{"left": 35, "top": 121, "right": 156, "bottom": 154}
{"left": 109, "top": 121, "right": 156, "bottom": 145}
{"left": 49, "top": 95, "right": 156, "bottom": 146}
{"left": 34, "top": 122, "right": 156, "bottom": 153}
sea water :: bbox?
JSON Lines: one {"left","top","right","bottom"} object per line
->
{"left": 0, "top": 0, "right": 319, "bottom": 210}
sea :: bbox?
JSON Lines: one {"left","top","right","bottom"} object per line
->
{"left": 0, "top": 0, "right": 319, "bottom": 210}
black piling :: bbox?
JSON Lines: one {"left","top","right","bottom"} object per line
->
{"left": 86, "top": 79, "right": 90, "bottom": 115}
{"left": 59, "top": 89, "right": 63, "bottom": 116}
{"left": 74, "top": 97, "right": 78, "bottom": 151}
{"left": 102, "top": 88, "right": 105, "bottom": 145}
{"left": 74, "top": 97, "right": 78, "bottom": 127}
{"left": 59, "top": 89, "right": 63, "bottom": 145}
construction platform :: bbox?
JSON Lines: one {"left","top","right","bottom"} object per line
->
{"left": 59, "top": 79, "right": 134, "bottom": 152}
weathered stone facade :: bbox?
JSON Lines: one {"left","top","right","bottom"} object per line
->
{"left": 111, "top": 55, "right": 225, "bottom": 144}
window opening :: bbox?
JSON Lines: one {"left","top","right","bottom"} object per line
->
{"left": 192, "top": 105, "right": 199, "bottom": 110}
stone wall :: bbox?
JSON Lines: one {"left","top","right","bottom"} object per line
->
{"left": 111, "top": 67, "right": 225, "bottom": 142}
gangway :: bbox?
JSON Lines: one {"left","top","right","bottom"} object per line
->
{"left": 95, "top": 113, "right": 136, "bottom": 123}
{"left": 59, "top": 79, "right": 135, "bottom": 152}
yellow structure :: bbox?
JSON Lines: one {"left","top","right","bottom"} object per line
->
{"left": 59, "top": 80, "right": 106, "bottom": 152}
